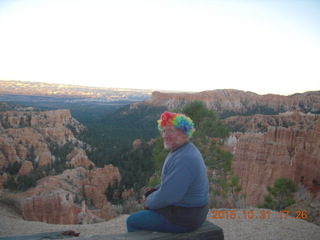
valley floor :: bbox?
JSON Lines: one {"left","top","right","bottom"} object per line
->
{"left": 0, "top": 204, "right": 319, "bottom": 240}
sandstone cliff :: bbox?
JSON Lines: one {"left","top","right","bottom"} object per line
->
{"left": 17, "top": 156, "right": 121, "bottom": 224}
{"left": 224, "top": 110, "right": 319, "bottom": 133}
{"left": 228, "top": 115, "right": 320, "bottom": 205}
{"left": 147, "top": 90, "right": 320, "bottom": 115}
{"left": 0, "top": 109, "right": 85, "bottom": 172}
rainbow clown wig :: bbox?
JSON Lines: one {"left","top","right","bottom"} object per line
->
{"left": 157, "top": 111, "right": 195, "bottom": 137}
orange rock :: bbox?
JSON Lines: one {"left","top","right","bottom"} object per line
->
{"left": 19, "top": 161, "right": 33, "bottom": 175}
{"left": 132, "top": 139, "right": 142, "bottom": 150}
{"left": 18, "top": 163, "right": 122, "bottom": 224}
{"left": 67, "top": 148, "right": 95, "bottom": 169}
{"left": 146, "top": 90, "right": 320, "bottom": 115}
{"left": 231, "top": 118, "right": 320, "bottom": 206}
{"left": 0, "top": 108, "right": 123, "bottom": 224}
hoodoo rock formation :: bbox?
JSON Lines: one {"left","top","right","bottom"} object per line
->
{"left": 0, "top": 109, "right": 84, "bottom": 172}
{"left": 0, "top": 107, "right": 122, "bottom": 224}
{"left": 17, "top": 159, "right": 121, "bottom": 224}
{"left": 223, "top": 110, "right": 319, "bottom": 133}
{"left": 229, "top": 116, "right": 320, "bottom": 205}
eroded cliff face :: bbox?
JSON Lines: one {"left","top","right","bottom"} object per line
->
{"left": 229, "top": 116, "right": 320, "bottom": 205}
{"left": 224, "top": 110, "right": 319, "bottom": 133}
{"left": 147, "top": 90, "right": 320, "bottom": 115}
{"left": 0, "top": 108, "right": 122, "bottom": 224}
{"left": 17, "top": 155, "right": 121, "bottom": 224}
{"left": 0, "top": 109, "right": 85, "bottom": 172}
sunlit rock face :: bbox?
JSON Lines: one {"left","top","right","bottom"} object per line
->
{"left": 18, "top": 162, "right": 121, "bottom": 224}
{"left": 147, "top": 90, "right": 320, "bottom": 115}
{"left": 230, "top": 118, "right": 320, "bottom": 205}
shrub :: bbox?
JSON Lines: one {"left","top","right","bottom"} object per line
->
{"left": 0, "top": 192, "right": 21, "bottom": 215}
{"left": 259, "top": 177, "right": 297, "bottom": 210}
{"left": 108, "top": 204, "right": 124, "bottom": 218}
{"left": 122, "top": 197, "right": 143, "bottom": 214}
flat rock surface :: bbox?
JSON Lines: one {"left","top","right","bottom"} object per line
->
{"left": 1, "top": 204, "right": 320, "bottom": 240}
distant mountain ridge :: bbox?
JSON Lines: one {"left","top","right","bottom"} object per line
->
{"left": 2, "top": 80, "right": 319, "bottom": 110}
{"left": 145, "top": 89, "right": 320, "bottom": 116}
{"left": 0, "top": 80, "right": 153, "bottom": 102}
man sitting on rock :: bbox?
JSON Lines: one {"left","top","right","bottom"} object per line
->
{"left": 126, "top": 111, "right": 209, "bottom": 233}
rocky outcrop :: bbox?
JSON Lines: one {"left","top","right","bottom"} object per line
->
{"left": 67, "top": 148, "right": 95, "bottom": 169}
{"left": 146, "top": 90, "right": 320, "bottom": 115}
{"left": 132, "top": 139, "right": 142, "bottom": 150}
{"left": 18, "top": 161, "right": 33, "bottom": 175}
{"left": 224, "top": 110, "right": 319, "bottom": 133}
{"left": 0, "top": 107, "right": 123, "bottom": 224}
{"left": 0, "top": 109, "right": 86, "bottom": 176}
{"left": 0, "top": 109, "right": 85, "bottom": 132}
{"left": 17, "top": 151, "right": 121, "bottom": 224}
{"left": 229, "top": 116, "right": 320, "bottom": 205}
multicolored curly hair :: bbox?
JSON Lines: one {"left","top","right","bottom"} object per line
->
{"left": 157, "top": 111, "right": 195, "bottom": 137}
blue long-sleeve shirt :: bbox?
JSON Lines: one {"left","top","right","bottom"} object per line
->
{"left": 146, "top": 142, "right": 209, "bottom": 210}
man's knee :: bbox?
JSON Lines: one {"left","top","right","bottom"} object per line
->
{"left": 126, "top": 213, "right": 135, "bottom": 226}
{"left": 126, "top": 210, "right": 156, "bottom": 232}
{"left": 126, "top": 213, "right": 139, "bottom": 232}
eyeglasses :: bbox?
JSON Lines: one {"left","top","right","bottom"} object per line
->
{"left": 160, "top": 129, "right": 179, "bottom": 136}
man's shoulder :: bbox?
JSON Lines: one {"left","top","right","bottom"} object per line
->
{"left": 173, "top": 142, "right": 203, "bottom": 161}
{"left": 175, "top": 141, "right": 197, "bottom": 151}
{"left": 183, "top": 142, "right": 202, "bottom": 155}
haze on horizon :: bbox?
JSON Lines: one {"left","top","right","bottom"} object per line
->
{"left": 0, "top": 0, "right": 319, "bottom": 96}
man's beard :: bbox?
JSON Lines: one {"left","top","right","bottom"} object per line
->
{"left": 163, "top": 138, "right": 184, "bottom": 151}
{"left": 163, "top": 142, "right": 172, "bottom": 150}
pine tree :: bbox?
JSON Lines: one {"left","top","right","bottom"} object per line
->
{"left": 259, "top": 177, "right": 297, "bottom": 210}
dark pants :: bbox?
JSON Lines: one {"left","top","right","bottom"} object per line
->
{"left": 126, "top": 210, "right": 196, "bottom": 233}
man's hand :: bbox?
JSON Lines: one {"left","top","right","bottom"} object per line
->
{"left": 143, "top": 187, "right": 158, "bottom": 210}
{"left": 144, "top": 188, "right": 158, "bottom": 198}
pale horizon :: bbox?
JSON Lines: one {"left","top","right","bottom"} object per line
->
{"left": 0, "top": 0, "right": 319, "bottom": 96}
{"left": 2, "top": 79, "right": 319, "bottom": 97}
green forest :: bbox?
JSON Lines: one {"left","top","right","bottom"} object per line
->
{"left": 79, "top": 100, "right": 238, "bottom": 205}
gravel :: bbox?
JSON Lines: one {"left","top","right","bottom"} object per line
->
{"left": 0, "top": 205, "right": 319, "bottom": 240}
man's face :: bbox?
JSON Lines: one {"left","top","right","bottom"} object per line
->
{"left": 161, "top": 125, "right": 188, "bottom": 151}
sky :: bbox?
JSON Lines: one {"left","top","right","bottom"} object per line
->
{"left": 0, "top": 0, "right": 319, "bottom": 95}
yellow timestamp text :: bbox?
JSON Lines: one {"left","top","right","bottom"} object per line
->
{"left": 211, "top": 210, "right": 308, "bottom": 220}
{"left": 212, "top": 210, "right": 271, "bottom": 220}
